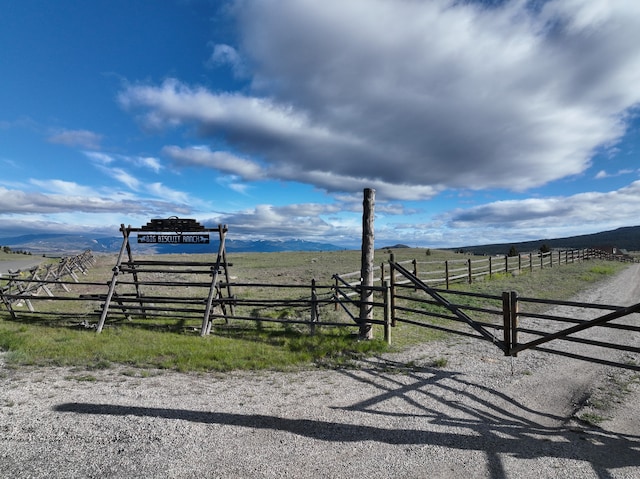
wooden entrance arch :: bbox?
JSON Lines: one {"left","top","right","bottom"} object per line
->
{"left": 96, "top": 218, "right": 233, "bottom": 335}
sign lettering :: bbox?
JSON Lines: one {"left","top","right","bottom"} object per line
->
{"left": 137, "top": 234, "right": 210, "bottom": 244}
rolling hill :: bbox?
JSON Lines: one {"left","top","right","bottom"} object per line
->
{"left": 450, "top": 226, "right": 640, "bottom": 255}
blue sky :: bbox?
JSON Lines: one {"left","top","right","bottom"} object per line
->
{"left": 1, "top": 0, "right": 639, "bottom": 249}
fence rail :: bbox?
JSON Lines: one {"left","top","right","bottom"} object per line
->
{"left": 1, "top": 247, "right": 638, "bottom": 370}
{"left": 0, "top": 251, "right": 95, "bottom": 318}
{"left": 335, "top": 248, "right": 629, "bottom": 293}
{"left": 386, "top": 259, "right": 640, "bottom": 371}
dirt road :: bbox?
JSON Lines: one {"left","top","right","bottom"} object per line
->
{"left": 1, "top": 265, "right": 639, "bottom": 478}
{"left": 0, "top": 258, "right": 44, "bottom": 276}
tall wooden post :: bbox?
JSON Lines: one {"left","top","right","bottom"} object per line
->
{"left": 502, "top": 292, "right": 511, "bottom": 356}
{"left": 510, "top": 291, "right": 519, "bottom": 357}
{"left": 383, "top": 280, "right": 391, "bottom": 345}
{"left": 359, "top": 188, "right": 375, "bottom": 340}
{"left": 389, "top": 253, "right": 396, "bottom": 327}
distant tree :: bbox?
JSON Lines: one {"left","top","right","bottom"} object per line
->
{"left": 539, "top": 243, "right": 551, "bottom": 254}
{"left": 425, "top": 249, "right": 431, "bottom": 256}
{"left": 2, "top": 246, "right": 10, "bottom": 253}
{"left": 508, "top": 245, "right": 518, "bottom": 257}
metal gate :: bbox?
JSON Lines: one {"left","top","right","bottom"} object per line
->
{"left": 389, "top": 260, "right": 640, "bottom": 371}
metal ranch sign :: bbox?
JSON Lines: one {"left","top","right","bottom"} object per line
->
{"left": 137, "top": 234, "right": 210, "bottom": 244}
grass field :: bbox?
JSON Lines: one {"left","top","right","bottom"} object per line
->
{"left": 0, "top": 247, "right": 630, "bottom": 372}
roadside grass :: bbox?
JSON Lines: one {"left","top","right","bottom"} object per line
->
{"left": 0, "top": 247, "right": 631, "bottom": 372}
{"left": 578, "top": 366, "right": 640, "bottom": 426}
{"left": 0, "top": 320, "right": 388, "bottom": 372}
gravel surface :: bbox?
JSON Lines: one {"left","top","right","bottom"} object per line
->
{"left": 0, "top": 258, "right": 45, "bottom": 276}
{"left": 1, "top": 265, "right": 639, "bottom": 478}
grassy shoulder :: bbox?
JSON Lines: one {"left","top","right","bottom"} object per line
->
{"left": 0, "top": 249, "right": 630, "bottom": 373}
{"left": 0, "top": 322, "right": 387, "bottom": 372}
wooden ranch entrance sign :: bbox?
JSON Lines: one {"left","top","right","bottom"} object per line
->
{"left": 137, "top": 234, "right": 210, "bottom": 244}
{"left": 96, "top": 218, "right": 233, "bottom": 335}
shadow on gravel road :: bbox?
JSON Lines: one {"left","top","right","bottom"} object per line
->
{"left": 55, "top": 358, "right": 640, "bottom": 479}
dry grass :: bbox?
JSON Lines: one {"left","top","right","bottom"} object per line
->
{"left": 0, "top": 247, "right": 630, "bottom": 371}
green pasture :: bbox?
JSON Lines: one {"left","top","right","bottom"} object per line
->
{"left": 0, "top": 247, "right": 630, "bottom": 372}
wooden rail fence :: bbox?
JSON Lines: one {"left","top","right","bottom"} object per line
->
{"left": 334, "top": 248, "right": 629, "bottom": 296}
{"left": 0, "top": 250, "right": 95, "bottom": 318}
{"left": 1, "top": 247, "right": 638, "bottom": 371}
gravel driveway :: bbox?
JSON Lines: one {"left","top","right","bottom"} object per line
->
{"left": 1, "top": 265, "right": 639, "bottom": 478}
{"left": 0, "top": 258, "right": 45, "bottom": 276}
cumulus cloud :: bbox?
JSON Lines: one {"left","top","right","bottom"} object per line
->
{"left": 118, "top": 0, "right": 640, "bottom": 201}
{"left": 215, "top": 204, "right": 332, "bottom": 237}
{"left": 48, "top": 129, "right": 103, "bottom": 149}
{"left": 447, "top": 180, "right": 640, "bottom": 235}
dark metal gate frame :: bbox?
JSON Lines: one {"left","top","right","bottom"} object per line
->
{"left": 391, "top": 261, "right": 509, "bottom": 353}
{"left": 390, "top": 260, "right": 640, "bottom": 369}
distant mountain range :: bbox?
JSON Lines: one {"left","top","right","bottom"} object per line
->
{"left": 449, "top": 226, "right": 640, "bottom": 255}
{"left": 0, "top": 233, "right": 345, "bottom": 255}
{"left": 1, "top": 225, "right": 638, "bottom": 256}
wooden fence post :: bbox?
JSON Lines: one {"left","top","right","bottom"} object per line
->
{"left": 412, "top": 259, "right": 418, "bottom": 291}
{"left": 383, "top": 280, "right": 391, "bottom": 345}
{"left": 504, "top": 255, "right": 508, "bottom": 274}
{"left": 489, "top": 256, "right": 492, "bottom": 278}
{"left": 518, "top": 253, "right": 522, "bottom": 271}
{"left": 510, "top": 291, "right": 519, "bottom": 357}
{"left": 310, "top": 278, "right": 318, "bottom": 335}
{"left": 445, "top": 260, "right": 450, "bottom": 289}
{"left": 389, "top": 254, "right": 397, "bottom": 327}
{"left": 467, "top": 258, "right": 472, "bottom": 283}
{"left": 502, "top": 292, "right": 511, "bottom": 356}
{"left": 359, "top": 188, "right": 375, "bottom": 340}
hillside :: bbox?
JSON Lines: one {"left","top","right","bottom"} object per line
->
{"left": 451, "top": 225, "right": 640, "bottom": 255}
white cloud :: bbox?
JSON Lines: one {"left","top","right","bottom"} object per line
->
{"left": 0, "top": 181, "right": 196, "bottom": 221}
{"left": 0, "top": 186, "right": 138, "bottom": 214}
{"left": 215, "top": 203, "right": 337, "bottom": 238}
{"left": 136, "top": 156, "right": 162, "bottom": 173}
{"left": 48, "top": 129, "right": 103, "bottom": 149}
{"left": 163, "top": 145, "right": 265, "bottom": 180}
{"left": 207, "top": 43, "right": 248, "bottom": 78}
{"left": 106, "top": 167, "right": 141, "bottom": 190}
{"left": 118, "top": 0, "right": 640, "bottom": 201}
{"left": 29, "top": 179, "right": 97, "bottom": 197}
{"left": 84, "top": 151, "right": 115, "bottom": 165}
{"left": 446, "top": 180, "right": 640, "bottom": 238}
{"left": 228, "top": 183, "right": 250, "bottom": 195}
{"left": 144, "top": 182, "right": 190, "bottom": 205}
{"left": 594, "top": 168, "right": 636, "bottom": 179}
